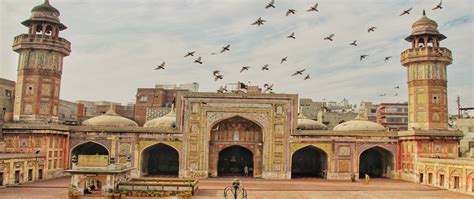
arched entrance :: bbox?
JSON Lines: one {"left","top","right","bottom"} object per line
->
{"left": 359, "top": 146, "right": 393, "bottom": 178}
{"left": 218, "top": 146, "right": 253, "bottom": 177}
{"left": 209, "top": 116, "right": 263, "bottom": 177}
{"left": 71, "top": 142, "right": 109, "bottom": 156}
{"left": 291, "top": 146, "right": 328, "bottom": 178}
{"left": 141, "top": 143, "right": 179, "bottom": 177}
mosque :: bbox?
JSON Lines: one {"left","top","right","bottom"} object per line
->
{"left": 1, "top": 0, "right": 473, "bottom": 197}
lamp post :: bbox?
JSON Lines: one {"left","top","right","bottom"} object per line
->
{"left": 224, "top": 179, "right": 247, "bottom": 199}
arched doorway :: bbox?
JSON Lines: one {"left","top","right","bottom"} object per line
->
{"left": 291, "top": 146, "right": 328, "bottom": 178}
{"left": 359, "top": 146, "right": 393, "bottom": 178}
{"left": 70, "top": 142, "right": 109, "bottom": 168}
{"left": 209, "top": 116, "right": 263, "bottom": 177}
{"left": 72, "top": 142, "right": 109, "bottom": 156}
{"left": 218, "top": 146, "right": 253, "bottom": 177}
{"left": 141, "top": 143, "right": 179, "bottom": 177}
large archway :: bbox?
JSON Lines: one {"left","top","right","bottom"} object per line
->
{"left": 218, "top": 146, "right": 253, "bottom": 177}
{"left": 209, "top": 116, "right": 263, "bottom": 177}
{"left": 291, "top": 146, "right": 328, "bottom": 178}
{"left": 359, "top": 146, "right": 393, "bottom": 178}
{"left": 71, "top": 142, "right": 109, "bottom": 156}
{"left": 141, "top": 143, "right": 179, "bottom": 177}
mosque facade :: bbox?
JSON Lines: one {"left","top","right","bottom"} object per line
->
{"left": 1, "top": 0, "right": 473, "bottom": 196}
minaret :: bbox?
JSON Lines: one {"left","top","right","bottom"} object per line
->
{"left": 401, "top": 10, "right": 452, "bottom": 130}
{"left": 12, "top": 0, "right": 71, "bottom": 123}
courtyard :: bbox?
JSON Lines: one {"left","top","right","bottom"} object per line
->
{"left": 0, "top": 176, "right": 471, "bottom": 199}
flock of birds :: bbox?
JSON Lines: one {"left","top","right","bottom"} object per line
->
{"left": 154, "top": 0, "right": 445, "bottom": 95}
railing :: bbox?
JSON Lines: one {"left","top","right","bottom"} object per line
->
{"left": 400, "top": 47, "right": 452, "bottom": 64}
{"left": 12, "top": 34, "right": 71, "bottom": 54}
{"left": 118, "top": 178, "right": 199, "bottom": 197}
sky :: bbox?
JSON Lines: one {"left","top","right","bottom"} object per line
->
{"left": 0, "top": 0, "right": 473, "bottom": 114}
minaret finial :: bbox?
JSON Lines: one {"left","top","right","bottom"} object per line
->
{"left": 44, "top": 0, "right": 50, "bottom": 5}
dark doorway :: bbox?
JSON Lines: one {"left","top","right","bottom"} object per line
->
{"left": 142, "top": 144, "right": 179, "bottom": 176}
{"left": 15, "top": 171, "right": 20, "bottom": 184}
{"left": 419, "top": 173, "right": 424, "bottom": 183}
{"left": 72, "top": 142, "right": 109, "bottom": 156}
{"left": 38, "top": 169, "right": 43, "bottom": 180}
{"left": 428, "top": 173, "right": 433, "bottom": 184}
{"left": 439, "top": 174, "right": 444, "bottom": 187}
{"left": 218, "top": 146, "right": 253, "bottom": 177}
{"left": 28, "top": 169, "right": 33, "bottom": 181}
{"left": 291, "top": 146, "right": 327, "bottom": 178}
{"left": 0, "top": 172, "right": 3, "bottom": 186}
{"left": 359, "top": 147, "right": 393, "bottom": 178}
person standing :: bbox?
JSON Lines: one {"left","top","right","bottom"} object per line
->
{"left": 244, "top": 165, "right": 249, "bottom": 176}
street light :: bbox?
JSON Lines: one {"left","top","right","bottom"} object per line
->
{"left": 224, "top": 178, "right": 247, "bottom": 199}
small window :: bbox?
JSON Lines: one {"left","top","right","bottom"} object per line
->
{"left": 140, "top": 96, "right": 148, "bottom": 102}
{"left": 5, "top": 90, "right": 12, "bottom": 98}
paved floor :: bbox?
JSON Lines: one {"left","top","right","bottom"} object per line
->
{"left": 0, "top": 177, "right": 472, "bottom": 199}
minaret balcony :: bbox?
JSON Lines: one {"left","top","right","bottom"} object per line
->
{"left": 12, "top": 34, "right": 71, "bottom": 56}
{"left": 400, "top": 47, "right": 452, "bottom": 66}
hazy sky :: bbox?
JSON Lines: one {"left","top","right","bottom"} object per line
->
{"left": 1, "top": 0, "right": 472, "bottom": 113}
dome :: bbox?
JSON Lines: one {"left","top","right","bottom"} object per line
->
{"left": 22, "top": 0, "right": 67, "bottom": 30}
{"left": 143, "top": 109, "right": 177, "bottom": 129}
{"left": 31, "top": 0, "right": 60, "bottom": 14}
{"left": 297, "top": 113, "right": 328, "bottom": 130}
{"left": 333, "top": 115, "right": 385, "bottom": 131}
{"left": 82, "top": 109, "right": 138, "bottom": 127}
{"left": 405, "top": 10, "right": 446, "bottom": 41}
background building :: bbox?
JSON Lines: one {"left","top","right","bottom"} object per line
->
{"left": 0, "top": 78, "right": 15, "bottom": 122}
{"left": 300, "top": 98, "right": 357, "bottom": 130}
{"left": 376, "top": 103, "right": 409, "bottom": 130}
{"left": 134, "top": 83, "right": 198, "bottom": 126}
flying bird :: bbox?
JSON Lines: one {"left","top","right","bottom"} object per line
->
{"left": 210, "top": 52, "right": 218, "bottom": 55}
{"left": 307, "top": 3, "right": 319, "bottom": 12}
{"left": 251, "top": 17, "right": 266, "bottom": 26}
{"left": 432, "top": 1, "right": 442, "bottom": 10}
{"left": 240, "top": 66, "right": 250, "bottom": 73}
{"left": 287, "top": 32, "right": 296, "bottom": 39}
{"left": 368, "top": 27, "right": 376, "bottom": 32}
{"left": 292, "top": 69, "right": 306, "bottom": 76}
{"left": 324, "top": 34, "right": 335, "bottom": 41}
{"left": 220, "top": 44, "right": 230, "bottom": 53}
{"left": 395, "top": 86, "right": 400, "bottom": 89}
{"left": 360, "top": 55, "right": 368, "bottom": 61}
{"left": 280, "top": 56, "right": 288, "bottom": 64}
{"left": 400, "top": 7, "right": 413, "bottom": 16}
{"left": 304, "top": 74, "right": 310, "bottom": 80}
{"left": 217, "top": 85, "right": 228, "bottom": 93}
{"left": 262, "top": 64, "right": 270, "bottom": 71}
{"left": 214, "top": 74, "right": 223, "bottom": 81}
{"left": 350, "top": 40, "right": 357, "bottom": 46}
{"left": 184, "top": 51, "right": 195, "bottom": 57}
{"left": 213, "top": 70, "right": 221, "bottom": 76}
{"left": 286, "top": 9, "right": 296, "bottom": 16}
{"left": 265, "top": 0, "right": 275, "bottom": 9}
{"left": 385, "top": 56, "right": 392, "bottom": 62}
{"left": 194, "top": 57, "right": 203, "bottom": 64}
{"left": 155, "top": 62, "right": 165, "bottom": 70}
{"left": 264, "top": 84, "right": 273, "bottom": 93}
{"left": 379, "top": 93, "right": 386, "bottom": 97}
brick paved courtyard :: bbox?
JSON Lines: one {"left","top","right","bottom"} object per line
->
{"left": 0, "top": 177, "right": 472, "bottom": 199}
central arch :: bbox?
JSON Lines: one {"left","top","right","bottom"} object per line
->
{"left": 359, "top": 146, "right": 393, "bottom": 178}
{"left": 71, "top": 142, "right": 109, "bottom": 156}
{"left": 209, "top": 116, "right": 263, "bottom": 177}
{"left": 218, "top": 145, "right": 253, "bottom": 177}
{"left": 291, "top": 146, "right": 328, "bottom": 178}
{"left": 141, "top": 143, "right": 179, "bottom": 177}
